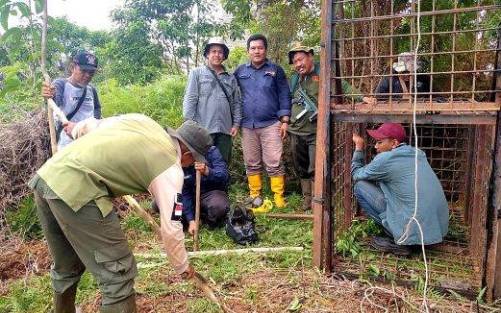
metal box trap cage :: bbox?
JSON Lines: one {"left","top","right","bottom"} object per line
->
{"left": 312, "top": 0, "right": 501, "bottom": 301}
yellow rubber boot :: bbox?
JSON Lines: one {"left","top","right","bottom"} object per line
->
{"left": 270, "top": 176, "right": 287, "bottom": 209}
{"left": 247, "top": 174, "right": 262, "bottom": 199}
{"left": 251, "top": 198, "right": 273, "bottom": 214}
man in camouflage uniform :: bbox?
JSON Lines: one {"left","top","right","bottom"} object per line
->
{"left": 287, "top": 45, "right": 362, "bottom": 210}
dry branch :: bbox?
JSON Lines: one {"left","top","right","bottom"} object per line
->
{"left": 0, "top": 110, "right": 50, "bottom": 220}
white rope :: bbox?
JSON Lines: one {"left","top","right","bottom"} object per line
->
{"left": 395, "top": 0, "right": 430, "bottom": 311}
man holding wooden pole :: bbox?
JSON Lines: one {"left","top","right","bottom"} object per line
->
{"left": 42, "top": 50, "right": 102, "bottom": 150}
{"left": 29, "top": 115, "right": 212, "bottom": 313}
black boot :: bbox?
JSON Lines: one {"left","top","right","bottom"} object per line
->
{"left": 53, "top": 284, "right": 78, "bottom": 313}
{"left": 100, "top": 294, "right": 137, "bottom": 313}
{"left": 370, "top": 236, "right": 411, "bottom": 256}
{"left": 300, "top": 179, "right": 313, "bottom": 211}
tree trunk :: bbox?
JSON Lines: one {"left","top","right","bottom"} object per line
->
{"left": 194, "top": 1, "right": 200, "bottom": 68}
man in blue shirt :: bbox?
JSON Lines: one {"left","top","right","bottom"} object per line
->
{"left": 234, "top": 34, "right": 291, "bottom": 210}
{"left": 182, "top": 146, "right": 230, "bottom": 234}
{"left": 351, "top": 123, "right": 449, "bottom": 255}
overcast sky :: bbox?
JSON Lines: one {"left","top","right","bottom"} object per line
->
{"left": 47, "top": 0, "right": 123, "bottom": 31}
{"left": 3, "top": 0, "right": 228, "bottom": 33}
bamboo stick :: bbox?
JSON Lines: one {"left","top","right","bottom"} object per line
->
{"left": 266, "top": 213, "right": 314, "bottom": 220}
{"left": 123, "top": 195, "right": 162, "bottom": 238}
{"left": 40, "top": 0, "right": 57, "bottom": 155}
{"left": 138, "top": 246, "right": 305, "bottom": 259}
{"left": 123, "top": 195, "right": 233, "bottom": 311}
{"left": 194, "top": 170, "right": 202, "bottom": 251}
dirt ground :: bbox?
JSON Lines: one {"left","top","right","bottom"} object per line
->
{"left": 0, "top": 239, "right": 51, "bottom": 286}
{"left": 2, "top": 238, "right": 500, "bottom": 313}
{"left": 77, "top": 270, "right": 384, "bottom": 313}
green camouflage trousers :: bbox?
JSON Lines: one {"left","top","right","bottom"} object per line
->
{"left": 32, "top": 177, "right": 137, "bottom": 305}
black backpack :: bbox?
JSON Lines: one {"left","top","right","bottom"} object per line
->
{"left": 225, "top": 205, "right": 258, "bottom": 245}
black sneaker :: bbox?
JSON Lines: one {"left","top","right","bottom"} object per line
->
{"left": 370, "top": 236, "right": 411, "bottom": 256}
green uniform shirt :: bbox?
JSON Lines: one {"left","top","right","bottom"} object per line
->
{"left": 29, "top": 114, "right": 177, "bottom": 217}
{"left": 288, "top": 63, "right": 363, "bottom": 136}
{"left": 288, "top": 65, "right": 320, "bottom": 136}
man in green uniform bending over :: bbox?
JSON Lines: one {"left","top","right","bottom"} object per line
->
{"left": 29, "top": 114, "right": 212, "bottom": 312}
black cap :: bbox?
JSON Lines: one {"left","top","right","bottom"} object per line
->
{"left": 73, "top": 51, "right": 98, "bottom": 71}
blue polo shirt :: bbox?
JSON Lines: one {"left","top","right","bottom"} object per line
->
{"left": 235, "top": 60, "right": 291, "bottom": 129}
{"left": 182, "top": 146, "right": 229, "bottom": 222}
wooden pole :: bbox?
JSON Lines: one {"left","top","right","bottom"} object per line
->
{"left": 41, "top": 0, "right": 57, "bottom": 155}
{"left": 312, "top": 0, "right": 334, "bottom": 273}
{"left": 124, "top": 195, "right": 233, "bottom": 312}
{"left": 193, "top": 170, "right": 202, "bottom": 251}
{"left": 485, "top": 26, "right": 501, "bottom": 302}
{"left": 124, "top": 195, "right": 162, "bottom": 238}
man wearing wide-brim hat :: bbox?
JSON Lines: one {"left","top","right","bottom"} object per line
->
{"left": 183, "top": 37, "right": 242, "bottom": 165}
{"left": 373, "top": 52, "right": 431, "bottom": 100}
{"left": 29, "top": 114, "right": 211, "bottom": 312}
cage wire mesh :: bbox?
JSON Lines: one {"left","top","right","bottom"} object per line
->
{"left": 328, "top": 0, "right": 500, "bottom": 292}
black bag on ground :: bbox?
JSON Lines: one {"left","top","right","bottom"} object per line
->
{"left": 225, "top": 205, "right": 258, "bottom": 245}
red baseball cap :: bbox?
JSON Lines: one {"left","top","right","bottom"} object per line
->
{"left": 367, "top": 123, "right": 406, "bottom": 142}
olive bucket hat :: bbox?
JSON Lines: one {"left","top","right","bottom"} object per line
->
{"left": 203, "top": 37, "right": 230, "bottom": 60}
{"left": 166, "top": 120, "right": 213, "bottom": 162}
{"left": 288, "top": 45, "right": 314, "bottom": 64}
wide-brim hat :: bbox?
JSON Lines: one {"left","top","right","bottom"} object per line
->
{"left": 166, "top": 120, "right": 213, "bottom": 163}
{"left": 392, "top": 52, "right": 419, "bottom": 73}
{"left": 288, "top": 45, "right": 314, "bottom": 64}
{"left": 203, "top": 37, "right": 230, "bottom": 60}
{"left": 367, "top": 123, "right": 407, "bottom": 143}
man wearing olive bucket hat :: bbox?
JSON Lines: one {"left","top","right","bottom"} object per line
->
{"left": 183, "top": 37, "right": 242, "bottom": 164}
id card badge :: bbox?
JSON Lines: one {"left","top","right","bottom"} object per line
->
{"left": 172, "top": 193, "right": 183, "bottom": 221}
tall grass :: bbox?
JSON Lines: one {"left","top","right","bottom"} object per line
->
{"left": 99, "top": 75, "right": 186, "bottom": 128}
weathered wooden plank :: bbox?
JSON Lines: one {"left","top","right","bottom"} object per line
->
{"left": 312, "top": 0, "right": 333, "bottom": 272}
{"left": 485, "top": 29, "right": 501, "bottom": 302}
{"left": 343, "top": 124, "right": 353, "bottom": 230}
{"left": 332, "top": 113, "right": 498, "bottom": 125}
{"left": 469, "top": 125, "right": 495, "bottom": 285}
{"left": 485, "top": 222, "right": 501, "bottom": 302}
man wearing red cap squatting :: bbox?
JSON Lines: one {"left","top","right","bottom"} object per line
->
{"left": 351, "top": 123, "right": 449, "bottom": 255}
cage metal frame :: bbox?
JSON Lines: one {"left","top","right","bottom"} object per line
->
{"left": 313, "top": 0, "right": 501, "bottom": 301}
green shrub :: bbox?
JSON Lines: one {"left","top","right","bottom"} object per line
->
{"left": 0, "top": 64, "right": 42, "bottom": 122}
{"left": 5, "top": 196, "right": 43, "bottom": 240}
{"left": 98, "top": 75, "right": 186, "bottom": 128}
{"left": 335, "top": 219, "right": 381, "bottom": 258}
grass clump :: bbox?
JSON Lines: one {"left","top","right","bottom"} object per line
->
{"left": 5, "top": 196, "right": 43, "bottom": 240}
{"left": 186, "top": 298, "right": 220, "bottom": 313}
{"left": 0, "top": 275, "right": 52, "bottom": 313}
{"left": 335, "top": 219, "right": 381, "bottom": 258}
